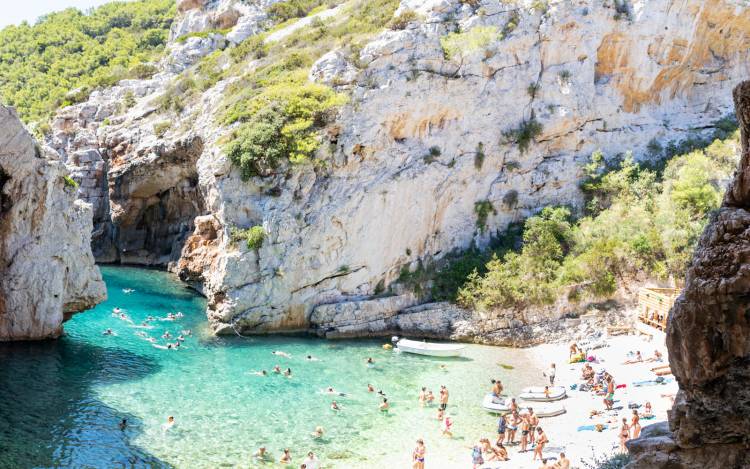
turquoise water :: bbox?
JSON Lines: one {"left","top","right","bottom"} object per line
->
{"left": 0, "top": 267, "right": 542, "bottom": 468}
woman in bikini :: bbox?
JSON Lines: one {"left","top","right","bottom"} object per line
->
{"left": 412, "top": 439, "right": 425, "bottom": 469}
{"left": 619, "top": 417, "right": 631, "bottom": 453}
{"left": 631, "top": 409, "right": 641, "bottom": 439}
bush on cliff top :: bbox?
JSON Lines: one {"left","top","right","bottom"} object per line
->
{"left": 0, "top": 0, "right": 174, "bottom": 124}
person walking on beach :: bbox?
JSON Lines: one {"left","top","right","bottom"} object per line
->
{"left": 412, "top": 439, "right": 426, "bottom": 469}
{"left": 631, "top": 409, "right": 641, "bottom": 439}
{"left": 532, "top": 427, "right": 548, "bottom": 461}
{"left": 439, "top": 385, "right": 449, "bottom": 410}
{"left": 619, "top": 417, "right": 631, "bottom": 453}
{"left": 544, "top": 363, "right": 556, "bottom": 386}
{"left": 604, "top": 376, "right": 615, "bottom": 410}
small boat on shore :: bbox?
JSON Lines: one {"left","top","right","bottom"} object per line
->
{"left": 482, "top": 394, "right": 511, "bottom": 414}
{"left": 519, "top": 386, "right": 567, "bottom": 402}
{"left": 395, "top": 338, "right": 466, "bottom": 357}
{"left": 519, "top": 403, "right": 567, "bottom": 418}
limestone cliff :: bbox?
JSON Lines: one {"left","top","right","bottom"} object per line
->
{"left": 48, "top": 0, "right": 750, "bottom": 338}
{"left": 0, "top": 106, "right": 106, "bottom": 340}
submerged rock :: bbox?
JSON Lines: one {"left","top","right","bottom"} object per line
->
{"left": 0, "top": 106, "right": 106, "bottom": 340}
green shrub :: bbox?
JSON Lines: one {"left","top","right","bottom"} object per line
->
{"left": 501, "top": 10, "right": 520, "bottom": 38}
{"left": 224, "top": 83, "right": 346, "bottom": 178}
{"left": 231, "top": 225, "right": 267, "bottom": 250}
{"left": 266, "top": 0, "right": 333, "bottom": 22}
{"left": 0, "top": 0, "right": 174, "bottom": 124}
{"left": 440, "top": 26, "right": 499, "bottom": 61}
{"left": 558, "top": 69, "right": 571, "bottom": 83}
{"left": 474, "top": 142, "right": 485, "bottom": 170}
{"left": 527, "top": 82, "right": 540, "bottom": 99}
{"left": 175, "top": 28, "right": 230, "bottom": 44}
{"left": 474, "top": 200, "right": 495, "bottom": 232}
{"left": 128, "top": 63, "right": 159, "bottom": 79}
{"left": 230, "top": 35, "right": 269, "bottom": 63}
{"left": 153, "top": 121, "right": 170, "bottom": 137}
{"left": 387, "top": 9, "right": 418, "bottom": 30}
{"left": 62, "top": 175, "right": 79, "bottom": 189}
{"left": 502, "top": 117, "right": 543, "bottom": 153}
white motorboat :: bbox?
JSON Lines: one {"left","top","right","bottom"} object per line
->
{"left": 482, "top": 394, "right": 511, "bottom": 414}
{"left": 518, "top": 386, "right": 567, "bottom": 402}
{"left": 519, "top": 403, "right": 567, "bottom": 418}
{"left": 396, "top": 338, "right": 466, "bottom": 357}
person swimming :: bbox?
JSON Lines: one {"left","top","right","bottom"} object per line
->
{"left": 250, "top": 370, "right": 268, "bottom": 376}
{"left": 283, "top": 368, "right": 292, "bottom": 377}
{"left": 272, "top": 351, "right": 291, "bottom": 358}
{"left": 181, "top": 329, "right": 192, "bottom": 336}
{"left": 122, "top": 288, "right": 135, "bottom": 294}
{"left": 102, "top": 328, "right": 114, "bottom": 336}
{"left": 331, "top": 401, "right": 341, "bottom": 411}
{"left": 253, "top": 446, "right": 271, "bottom": 461}
{"left": 162, "top": 332, "right": 172, "bottom": 339}
{"left": 367, "top": 384, "right": 375, "bottom": 392}
{"left": 118, "top": 418, "right": 127, "bottom": 430}
{"left": 311, "top": 426, "right": 324, "bottom": 438}
{"left": 162, "top": 416, "right": 175, "bottom": 432}
{"left": 306, "top": 355, "right": 319, "bottom": 361}
{"left": 366, "top": 357, "right": 374, "bottom": 367}
{"left": 272, "top": 365, "right": 281, "bottom": 374}
{"left": 113, "top": 307, "right": 122, "bottom": 314}
{"left": 379, "top": 398, "right": 389, "bottom": 412}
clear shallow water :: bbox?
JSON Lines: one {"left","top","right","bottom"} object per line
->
{"left": 0, "top": 266, "right": 542, "bottom": 468}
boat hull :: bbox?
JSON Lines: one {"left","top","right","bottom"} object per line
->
{"left": 396, "top": 339, "right": 466, "bottom": 357}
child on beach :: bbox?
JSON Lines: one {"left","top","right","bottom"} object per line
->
{"left": 441, "top": 416, "right": 453, "bottom": 437}
{"left": 471, "top": 443, "right": 484, "bottom": 468}
{"left": 412, "top": 439, "right": 425, "bottom": 469}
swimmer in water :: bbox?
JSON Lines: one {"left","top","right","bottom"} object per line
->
{"left": 251, "top": 370, "right": 268, "bottom": 377}
{"left": 253, "top": 446, "right": 271, "bottom": 462}
{"left": 379, "top": 398, "right": 389, "bottom": 412}
{"left": 162, "top": 416, "right": 175, "bottom": 432}
{"left": 366, "top": 357, "right": 374, "bottom": 366}
{"left": 306, "top": 355, "right": 319, "bottom": 361}
{"left": 103, "top": 328, "right": 114, "bottom": 336}
{"left": 331, "top": 401, "right": 341, "bottom": 411}
{"left": 272, "top": 351, "right": 291, "bottom": 359}
{"left": 311, "top": 426, "right": 324, "bottom": 438}
{"left": 113, "top": 307, "right": 122, "bottom": 314}
{"left": 177, "top": 335, "right": 185, "bottom": 342}
{"left": 283, "top": 368, "right": 292, "bottom": 377}
{"left": 175, "top": 312, "right": 184, "bottom": 318}
{"left": 367, "top": 384, "right": 375, "bottom": 392}
{"left": 123, "top": 288, "right": 135, "bottom": 294}
{"left": 152, "top": 344, "right": 170, "bottom": 350}
{"left": 272, "top": 365, "right": 281, "bottom": 374}
{"left": 162, "top": 332, "right": 172, "bottom": 339}
{"left": 181, "top": 329, "right": 192, "bottom": 336}
{"left": 118, "top": 418, "right": 127, "bottom": 430}
{"left": 147, "top": 315, "right": 156, "bottom": 322}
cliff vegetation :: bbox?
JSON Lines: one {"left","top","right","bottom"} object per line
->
{"left": 0, "top": 0, "right": 174, "bottom": 125}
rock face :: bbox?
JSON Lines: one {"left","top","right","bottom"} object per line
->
{"left": 49, "top": 0, "right": 750, "bottom": 338}
{"left": 0, "top": 106, "right": 106, "bottom": 340}
{"left": 627, "top": 82, "right": 750, "bottom": 468}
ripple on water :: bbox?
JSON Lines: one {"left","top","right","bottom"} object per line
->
{"left": 1, "top": 266, "right": 542, "bottom": 468}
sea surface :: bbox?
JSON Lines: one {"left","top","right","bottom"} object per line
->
{"left": 0, "top": 266, "right": 543, "bottom": 468}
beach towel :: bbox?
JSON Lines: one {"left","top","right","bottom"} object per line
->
{"left": 616, "top": 384, "right": 627, "bottom": 389}
{"left": 577, "top": 424, "right": 608, "bottom": 432}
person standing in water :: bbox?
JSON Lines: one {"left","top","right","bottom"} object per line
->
{"left": 439, "top": 385, "right": 449, "bottom": 410}
{"left": 412, "top": 439, "right": 425, "bottom": 469}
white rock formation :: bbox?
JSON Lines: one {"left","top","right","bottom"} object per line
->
{"left": 0, "top": 106, "right": 106, "bottom": 340}
{"left": 49, "top": 0, "right": 750, "bottom": 340}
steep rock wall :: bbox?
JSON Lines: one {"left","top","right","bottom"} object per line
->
{"left": 0, "top": 106, "right": 106, "bottom": 340}
{"left": 50, "top": 0, "right": 750, "bottom": 337}
{"left": 627, "top": 81, "right": 750, "bottom": 468}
